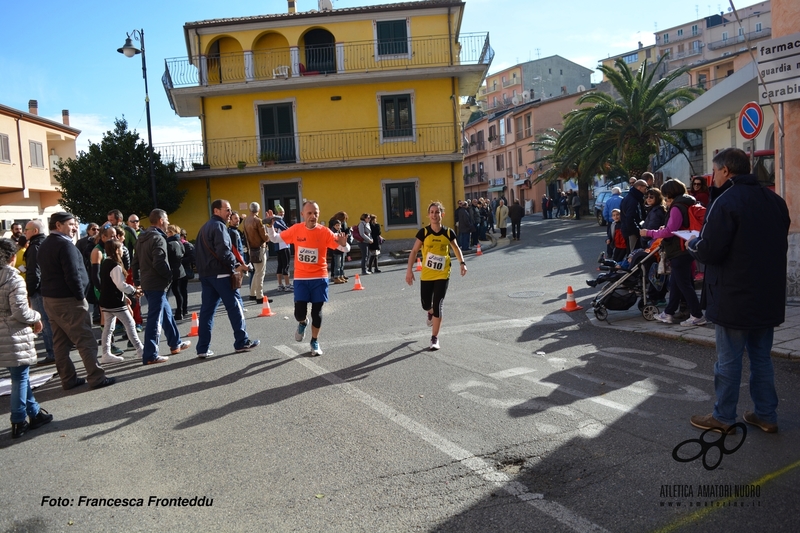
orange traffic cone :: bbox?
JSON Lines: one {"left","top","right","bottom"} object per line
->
{"left": 352, "top": 274, "right": 365, "bottom": 291}
{"left": 476, "top": 243, "right": 483, "bottom": 256}
{"left": 259, "top": 297, "right": 276, "bottom": 317}
{"left": 561, "top": 286, "right": 583, "bottom": 312}
{"left": 415, "top": 257, "right": 422, "bottom": 272}
{"left": 187, "top": 312, "right": 199, "bottom": 337}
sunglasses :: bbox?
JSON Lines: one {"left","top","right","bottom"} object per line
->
{"left": 692, "top": 182, "right": 703, "bottom": 185}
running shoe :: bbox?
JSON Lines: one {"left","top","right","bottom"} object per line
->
{"left": 655, "top": 312, "right": 674, "bottom": 324}
{"left": 235, "top": 339, "right": 261, "bottom": 352}
{"left": 100, "top": 353, "right": 125, "bottom": 364}
{"left": 285, "top": 284, "right": 294, "bottom": 291}
{"left": 426, "top": 312, "right": 433, "bottom": 328}
{"left": 110, "top": 344, "right": 124, "bottom": 356}
{"left": 429, "top": 336, "right": 440, "bottom": 351}
{"left": 310, "top": 339, "right": 323, "bottom": 356}
{"left": 680, "top": 315, "right": 707, "bottom": 327}
{"left": 295, "top": 321, "right": 308, "bottom": 342}
{"left": 277, "top": 285, "right": 285, "bottom": 292}
{"left": 197, "top": 350, "right": 215, "bottom": 359}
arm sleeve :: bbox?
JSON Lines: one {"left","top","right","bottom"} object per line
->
{"left": 646, "top": 206, "right": 684, "bottom": 239}
{"left": 110, "top": 265, "right": 136, "bottom": 295}
{"left": 266, "top": 225, "right": 287, "bottom": 245}
{"left": 687, "top": 204, "right": 735, "bottom": 265}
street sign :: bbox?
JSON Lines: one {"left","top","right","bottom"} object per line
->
{"left": 757, "top": 32, "right": 800, "bottom": 105}
{"left": 738, "top": 102, "right": 764, "bottom": 140}
{"left": 526, "top": 168, "right": 533, "bottom": 177}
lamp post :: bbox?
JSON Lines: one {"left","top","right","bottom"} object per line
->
{"left": 117, "top": 29, "right": 157, "bottom": 208}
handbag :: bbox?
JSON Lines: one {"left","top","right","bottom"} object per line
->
{"left": 249, "top": 247, "right": 264, "bottom": 263}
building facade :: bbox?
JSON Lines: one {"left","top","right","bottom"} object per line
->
{"left": 0, "top": 101, "right": 79, "bottom": 235}
{"left": 477, "top": 56, "right": 592, "bottom": 112}
{"left": 599, "top": 43, "right": 656, "bottom": 82}
{"left": 160, "top": 0, "right": 492, "bottom": 239}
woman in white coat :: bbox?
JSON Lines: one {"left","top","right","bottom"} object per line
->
{"left": 495, "top": 199, "right": 509, "bottom": 239}
{"left": 0, "top": 238, "right": 53, "bottom": 439}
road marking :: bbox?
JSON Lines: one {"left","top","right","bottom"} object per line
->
{"left": 275, "top": 345, "right": 608, "bottom": 533}
{"left": 519, "top": 375, "right": 653, "bottom": 418}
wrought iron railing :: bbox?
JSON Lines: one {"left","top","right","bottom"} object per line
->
{"left": 707, "top": 28, "right": 771, "bottom": 50}
{"left": 156, "top": 123, "right": 457, "bottom": 171}
{"left": 163, "top": 33, "right": 493, "bottom": 88}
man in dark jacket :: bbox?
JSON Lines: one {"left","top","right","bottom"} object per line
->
{"left": 619, "top": 179, "right": 648, "bottom": 252}
{"left": 38, "top": 212, "right": 114, "bottom": 391}
{"left": 194, "top": 199, "right": 259, "bottom": 359}
{"left": 23, "top": 219, "right": 55, "bottom": 364}
{"left": 455, "top": 201, "right": 473, "bottom": 252}
{"left": 508, "top": 199, "right": 525, "bottom": 240}
{"left": 687, "top": 148, "right": 790, "bottom": 435}
{"left": 132, "top": 209, "right": 190, "bottom": 365}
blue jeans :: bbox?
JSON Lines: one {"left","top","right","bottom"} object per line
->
{"left": 358, "top": 242, "right": 370, "bottom": 273}
{"left": 712, "top": 326, "right": 778, "bottom": 425}
{"left": 197, "top": 276, "right": 248, "bottom": 353}
{"left": 332, "top": 252, "right": 344, "bottom": 278}
{"left": 143, "top": 289, "right": 183, "bottom": 363}
{"left": 7, "top": 365, "right": 40, "bottom": 423}
{"left": 30, "top": 292, "right": 54, "bottom": 359}
{"left": 458, "top": 232, "right": 471, "bottom": 251}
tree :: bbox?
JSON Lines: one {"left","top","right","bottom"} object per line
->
{"left": 576, "top": 55, "right": 702, "bottom": 178}
{"left": 531, "top": 54, "right": 702, "bottom": 205}
{"left": 54, "top": 118, "right": 187, "bottom": 223}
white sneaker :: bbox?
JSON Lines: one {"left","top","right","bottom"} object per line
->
{"left": 100, "top": 353, "right": 125, "bottom": 364}
{"left": 655, "top": 312, "right": 674, "bottom": 324}
{"left": 197, "top": 350, "right": 215, "bottom": 359}
{"left": 310, "top": 339, "right": 323, "bottom": 356}
{"left": 429, "top": 336, "right": 440, "bottom": 351}
{"left": 680, "top": 315, "right": 708, "bottom": 327}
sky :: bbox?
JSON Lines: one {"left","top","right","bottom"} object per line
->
{"left": 1, "top": 0, "right": 754, "bottom": 153}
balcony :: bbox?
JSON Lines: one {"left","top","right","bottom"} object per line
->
{"left": 675, "top": 47, "right": 703, "bottom": 59}
{"left": 163, "top": 33, "right": 493, "bottom": 115}
{"left": 707, "top": 28, "right": 771, "bottom": 50}
{"left": 464, "top": 140, "right": 486, "bottom": 154}
{"left": 502, "top": 77, "right": 520, "bottom": 88}
{"left": 156, "top": 123, "right": 457, "bottom": 172}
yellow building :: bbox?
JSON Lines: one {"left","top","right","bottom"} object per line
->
{"left": 161, "top": 0, "right": 492, "bottom": 239}
{"left": 0, "top": 101, "right": 79, "bottom": 234}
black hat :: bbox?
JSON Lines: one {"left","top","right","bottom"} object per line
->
{"left": 50, "top": 212, "right": 75, "bottom": 225}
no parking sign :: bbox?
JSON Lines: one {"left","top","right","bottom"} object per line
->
{"left": 738, "top": 102, "right": 763, "bottom": 140}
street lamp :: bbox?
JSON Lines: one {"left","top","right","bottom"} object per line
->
{"left": 117, "top": 29, "right": 157, "bottom": 208}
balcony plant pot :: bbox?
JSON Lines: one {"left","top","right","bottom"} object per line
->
{"left": 237, "top": 161, "right": 247, "bottom": 170}
{"left": 260, "top": 151, "right": 279, "bottom": 166}
{"left": 192, "top": 163, "right": 210, "bottom": 170}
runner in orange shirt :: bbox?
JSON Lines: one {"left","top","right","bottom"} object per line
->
{"left": 266, "top": 201, "right": 349, "bottom": 355}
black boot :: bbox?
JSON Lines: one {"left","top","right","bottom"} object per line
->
{"left": 11, "top": 420, "right": 29, "bottom": 439}
{"left": 29, "top": 408, "right": 53, "bottom": 430}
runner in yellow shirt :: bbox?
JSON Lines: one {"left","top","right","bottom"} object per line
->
{"left": 266, "top": 201, "right": 349, "bottom": 356}
{"left": 405, "top": 201, "right": 467, "bottom": 350}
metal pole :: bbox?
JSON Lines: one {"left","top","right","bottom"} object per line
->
{"left": 139, "top": 29, "right": 158, "bottom": 208}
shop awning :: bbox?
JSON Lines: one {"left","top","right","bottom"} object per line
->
{"left": 487, "top": 185, "right": 506, "bottom": 192}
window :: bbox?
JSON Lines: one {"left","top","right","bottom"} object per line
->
{"left": 738, "top": 28, "right": 744, "bottom": 37}
{"left": 722, "top": 32, "right": 728, "bottom": 41}
{"left": 385, "top": 181, "right": 418, "bottom": 227}
{"left": 756, "top": 22, "right": 762, "bottom": 32}
{"left": 691, "top": 40, "right": 701, "bottom": 52}
{"left": 471, "top": 163, "right": 476, "bottom": 173}
{"left": 646, "top": 48, "right": 652, "bottom": 58}
{"left": 677, "top": 44, "right": 685, "bottom": 54}
{"left": 29, "top": 141, "right": 44, "bottom": 168}
{"left": 560, "top": 69, "right": 563, "bottom": 75}
{"left": 548, "top": 68, "right": 552, "bottom": 74}
{"left": 258, "top": 102, "right": 296, "bottom": 163}
{"left": 478, "top": 162, "right": 484, "bottom": 176}
{"left": 623, "top": 53, "right": 639, "bottom": 64}
{"left": 517, "top": 147, "right": 523, "bottom": 167}
{"left": 677, "top": 29, "right": 684, "bottom": 37}
{"left": 464, "top": 165, "right": 469, "bottom": 177}
{"left": 496, "top": 154, "right": 504, "bottom": 171}
{"left": 380, "top": 93, "right": 413, "bottom": 139}
{"left": 0, "top": 134, "right": 10, "bottom": 163}
{"left": 376, "top": 20, "right": 408, "bottom": 56}
{"left": 692, "top": 24, "right": 699, "bottom": 35}
{"left": 663, "top": 33, "right": 669, "bottom": 43}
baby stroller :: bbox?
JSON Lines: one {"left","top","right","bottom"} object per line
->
{"left": 590, "top": 243, "right": 663, "bottom": 322}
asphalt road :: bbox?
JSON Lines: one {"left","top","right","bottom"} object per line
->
{"left": 2, "top": 216, "right": 799, "bottom": 533}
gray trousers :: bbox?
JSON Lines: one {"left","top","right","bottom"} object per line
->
{"left": 43, "top": 296, "right": 107, "bottom": 389}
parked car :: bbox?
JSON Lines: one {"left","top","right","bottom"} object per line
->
{"left": 593, "top": 189, "right": 628, "bottom": 226}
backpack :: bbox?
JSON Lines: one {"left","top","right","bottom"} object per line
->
{"left": 351, "top": 223, "right": 364, "bottom": 242}
{"left": 686, "top": 204, "right": 706, "bottom": 232}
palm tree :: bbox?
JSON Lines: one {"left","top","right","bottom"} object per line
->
{"left": 577, "top": 54, "right": 702, "bottom": 178}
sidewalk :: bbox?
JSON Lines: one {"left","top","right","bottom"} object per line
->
{"left": 587, "top": 302, "right": 800, "bottom": 360}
